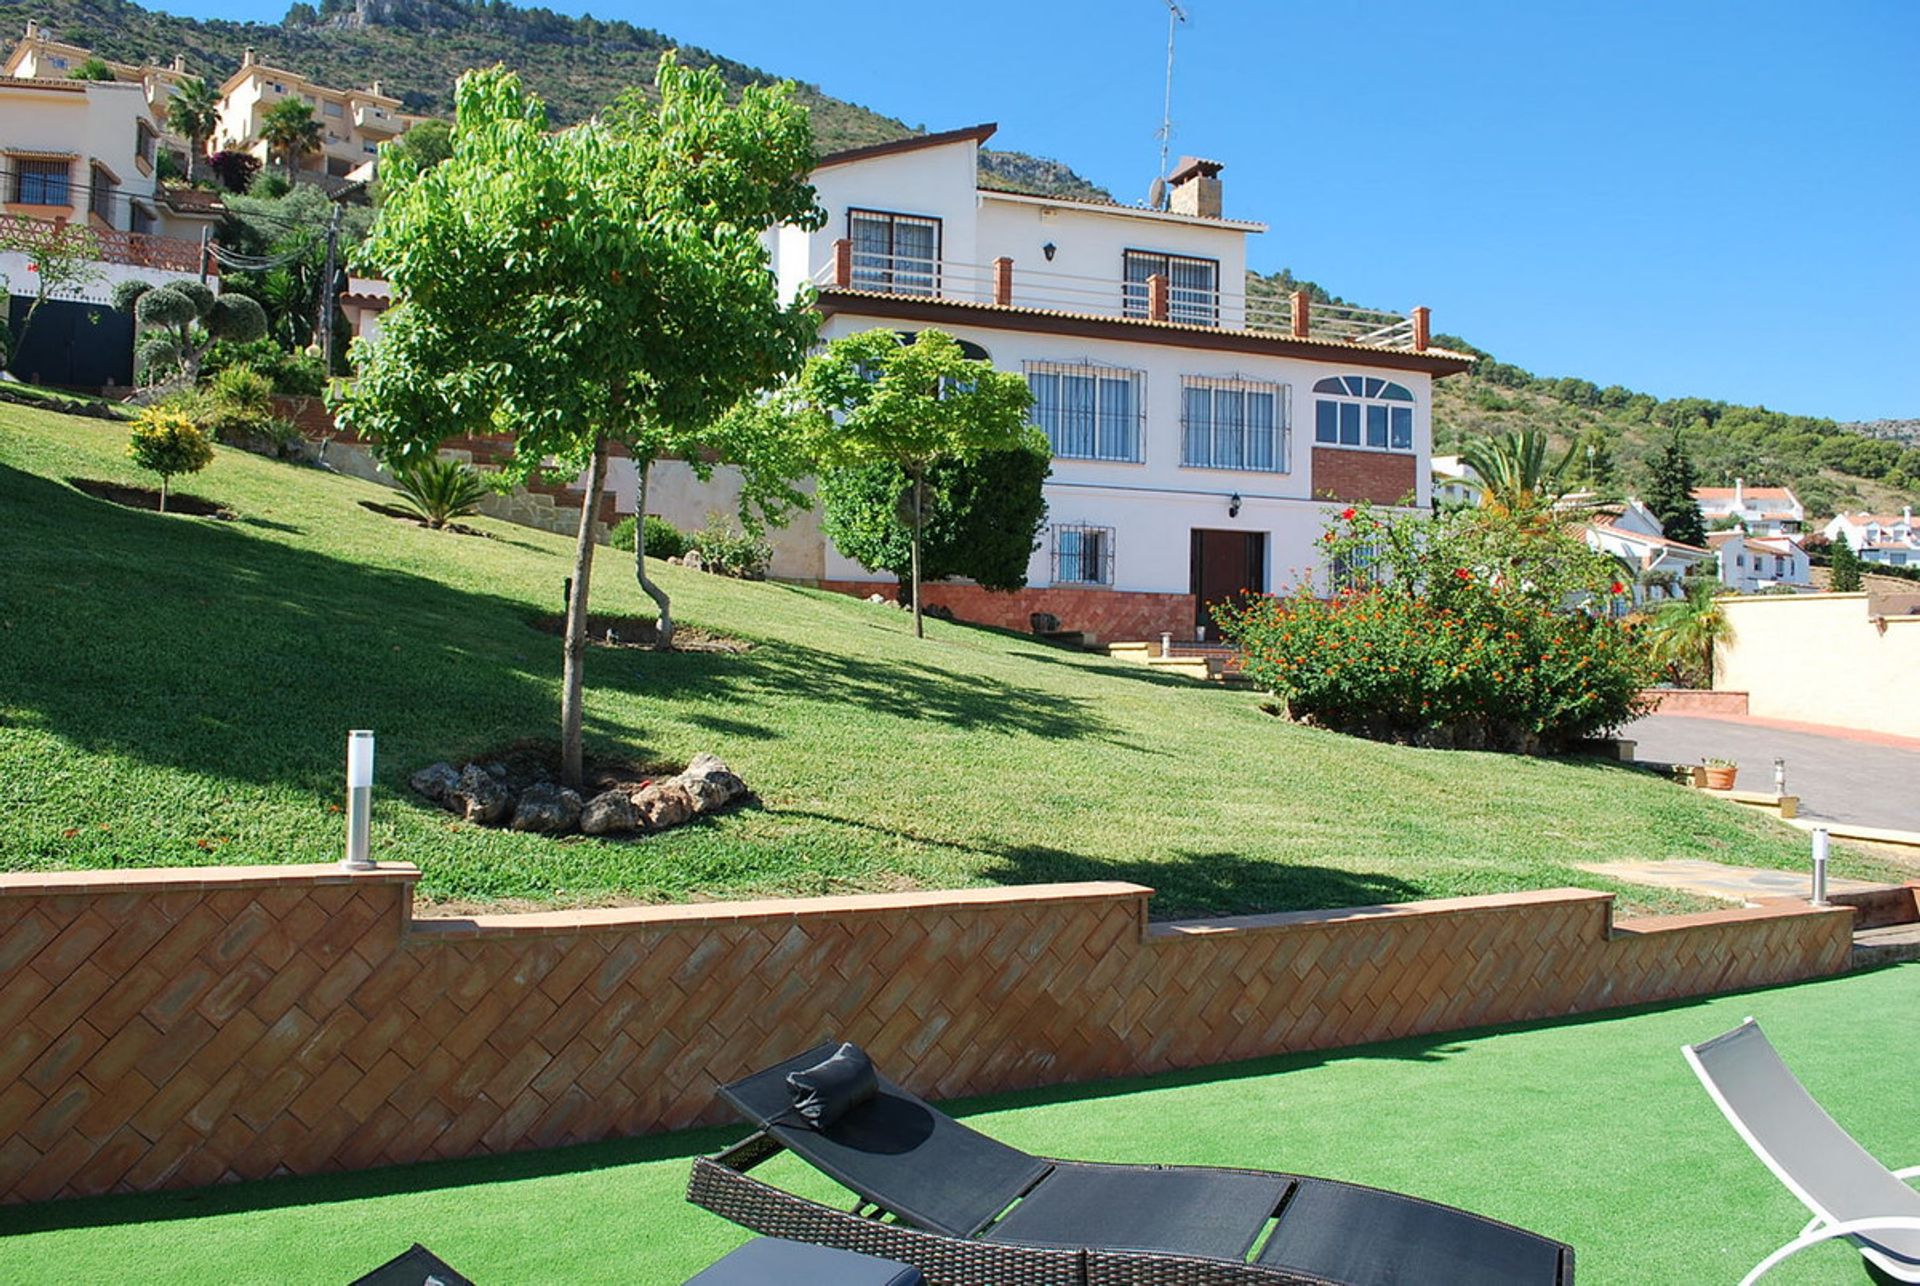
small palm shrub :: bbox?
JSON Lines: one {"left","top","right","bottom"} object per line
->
{"left": 126, "top": 407, "right": 214, "bottom": 512}
{"left": 1215, "top": 505, "right": 1656, "bottom": 752}
{"left": 608, "top": 513, "right": 690, "bottom": 560}
{"left": 392, "top": 457, "right": 491, "bottom": 530}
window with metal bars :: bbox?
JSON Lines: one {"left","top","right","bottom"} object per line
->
{"left": 1053, "top": 524, "right": 1114, "bottom": 585}
{"left": 1311, "top": 375, "right": 1416, "bottom": 452}
{"left": 1122, "top": 249, "right": 1219, "bottom": 326}
{"left": 1025, "top": 362, "right": 1145, "bottom": 462}
{"left": 1180, "top": 376, "right": 1289, "bottom": 472}
{"left": 11, "top": 158, "right": 71, "bottom": 206}
{"left": 848, "top": 208, "right": 940, "bottom": 296}
{"left": 135, "top": 119, "right": 157, "bottom": 168}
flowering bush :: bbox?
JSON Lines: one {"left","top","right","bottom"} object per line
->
{"left": 1215, "top": 505, "right": 1655, "bottom": 752}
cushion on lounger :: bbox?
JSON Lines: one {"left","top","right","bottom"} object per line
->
{"left": 785, "top": 1042, "right": 877, "bottom": 1129}
{"left": 683, "top": 1237, "right": 924, "bottom": 1285}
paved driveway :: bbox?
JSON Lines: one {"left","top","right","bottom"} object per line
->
{"left": 1625, "top": 714, "right": 1920, "bottom": 832}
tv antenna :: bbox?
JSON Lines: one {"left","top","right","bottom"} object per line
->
{"left": 1148, "top": 0, "right": 1189, "bottom": 209}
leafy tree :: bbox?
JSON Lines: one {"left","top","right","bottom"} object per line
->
{"left": 1574, "top": 428, "right": 1616, "bottom": 496}
{"left": 335, "top": 60, "right": 822, "bottom": 788}
{"left": 217, "top": 184, "right": 373, "bottom": 352}
{"left": 115, "top": 279, "right": 269, "bottom": 387}
{"left": 1829, "top": 535, "right": 1865, "bottom": 592}
{"left": 382, "top": 119, "right": 452, "bottom": 174}
{"left": 0, "top": 221, "right": 103, "bottom": 375}
{"left": 208, "top": 149, "right": 262, "bottom": 194}
{"left": 1643, "top": 429, "right": 1708, "bottom": 547}
{"left": 816, "top": 437, "right": 1051, "bottom": 598}
{"left": 126, "top": 406, "right": 214, "bottom": 511}
{"left": 260, "top": 98, "right": 323, "bottom": 174}
{"left": 70, "top": 56, "right": 116, "bottom": 81}
{"left": 165, "top": 76, "right": 222, "bottom": 185}
{"left": 767, "top": 329, "right": 1036, "bottom": 637}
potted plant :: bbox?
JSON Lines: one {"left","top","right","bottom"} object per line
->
{"left": 1702, "top": 757, "right": 1739, "bottom": 790}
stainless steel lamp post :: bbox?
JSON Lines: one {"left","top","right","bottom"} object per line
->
{"left": 344, "top": 729, "right": 375, "bottom": 871}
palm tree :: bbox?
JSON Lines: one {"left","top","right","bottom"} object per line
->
{"left": 260, "top": 98, "right": 323, "bottom": 176}
{"left": 1646, "top": 577, "right": 1735, "bottom": 687}
{"left": 1459, "top": 429, "right": 1581, "bottom": 527}
{"left": 165, "top": 76, "right": 222, "bottom": 186}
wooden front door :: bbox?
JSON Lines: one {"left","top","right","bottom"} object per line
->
{"left": 1190, "top": 529, "right": 1266, "bottom": 630}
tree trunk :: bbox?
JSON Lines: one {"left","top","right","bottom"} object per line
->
{"left": 632, "top": 458, "right": 675, "bottom": 649}
{"left": 158, "top": 475, "right": 168, "bottom": 514}
{"left": 909, "top": 469, "right": 924, "bottom": 639}
{"left": 560, "top": 436, "right": 607, "bottom": 791}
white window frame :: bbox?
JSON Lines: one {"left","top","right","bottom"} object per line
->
{"left": 848, "top": 208, "right": 941, "bottom": 297}
{"left": 1311, "top": 375, "right": 1417, "bottom": 454}
{"left": 1180, "top": 375, "right": 1290, "bottom": 474}
{"left": 1025, "top": 360, "right": 1146, "bottom": 463}
{"left": 1122, "top": 248, "right": 1220, "bottom": 326}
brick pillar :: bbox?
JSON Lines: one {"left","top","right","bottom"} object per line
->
{"left": 993, "top": 256, "right": 1013, "bottom": 306}
{"left": 1290, "top": 289, "right": 1310, "bottom": 338}
{"left": 1148, "top": 272, "right": 1169, "bottom": 321}
{"left": 1412, "top": 305, "right": 1431, "bottom": 352}
{"left": 832, "top": 238, "right": 851, "bottom": 288}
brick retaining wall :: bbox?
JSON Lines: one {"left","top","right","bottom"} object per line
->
{"left": 1639, "top": 689, "right": 1751, "bottom": 716}
{"left": 818, "top": 580, "right": 1199, "bottom": 644}
{"left": 0, "top": 864, "right": 1853, "bottom": 1203}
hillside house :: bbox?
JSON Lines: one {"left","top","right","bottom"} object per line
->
{"left": 1694, "top": 479, "right": 1804, "bottom": 535}
{"left": 1708, "top": 529, "right": 1811, "bottom": 591}
{"left": 1583, "top": 499, "right": 1712, "bottom": 601}
{"left": 214, "top": 48, "right": 417, "bottom": 187}
{"left": 612, "top": 126, "right": 1472, "bottom": 640}
{"left": 1823, "top": 509, "right": 1918, "bottom": 567}
{"left": 2, "top": 21, "right": 196, "bottom": 171}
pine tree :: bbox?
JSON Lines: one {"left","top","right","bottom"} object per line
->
{"left": 1644, "top": 429, "right": 1707, "bottom": 546}
{"left": 1829, "top": 535, "right": 1865, "bottom": 592}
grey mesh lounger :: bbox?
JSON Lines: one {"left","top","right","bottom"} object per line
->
{"left": 1685, "top": 1018, "right": 1920, "bottom": 1283}
{"left": 686, "top": 1041, "right": 1575, "bottom": 1286}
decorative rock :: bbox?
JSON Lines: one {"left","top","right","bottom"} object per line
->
{"left": 632, "top": 780, "right": 696, "bottom": 830}
{"left": 409, "top": 761, "right": 461, "bottom": 804}
{"left": 453, "top": 764, "right": 512, "bottom": 825}
{"left": 1030, "top": 612, "right": 1061, "bottom": 634}
{"left": 510, "top": 782, "right": 583, "bottom": 833}
{"left": 681, "top": 752, "right": 747, "bottom": 810}
{"left": 580, "top": 788, "right": 640, "bottom": 836}
{"left": 682, "top": 549, "right": 706, "bottom": 572}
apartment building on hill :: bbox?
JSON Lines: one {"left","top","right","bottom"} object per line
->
{"left": 214, "top": 48, "right": 417, "bottom": 184}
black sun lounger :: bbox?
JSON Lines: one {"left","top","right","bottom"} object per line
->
{"left": 687, "top": 1041, "right": 1575, "bottom": 1286}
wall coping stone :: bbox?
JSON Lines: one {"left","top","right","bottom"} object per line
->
{"left": 0, "top": 861, "right": 421, "bottom": 899}
{"left": 1151, "top": 887, "right": 1614, "bottom": 940}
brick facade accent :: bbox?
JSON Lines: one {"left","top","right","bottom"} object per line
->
{"left": 1638, "top": 689, "right": 1751, "bottom": 717}
{"left": 818, "top": 580, "right": 1199, "bottom": 644}
{"left": 1310, "top": 446, "right": 1420, "bottom": 505}
{"left": 0, "top": 864, "right": 1854, "bottom": 1203}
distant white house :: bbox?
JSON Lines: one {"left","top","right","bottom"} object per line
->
{"left": 1430, "top": 454, "right": 1478, "bottom": 508}
{"left": 1708, "top": 529, "right": 1811, "bottom": 591}
{"left": 1694, "top": 479, "right": 1804, "bottom": 536}
{"left": 1823, "top": 509, "right": 1918, "bottom": 568}
{"left": 1583, "top": 499, "right": 1712, "bottom": 601}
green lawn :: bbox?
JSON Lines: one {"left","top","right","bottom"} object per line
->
{"left": 0, "top": 403, "right": 1900, "bottom": 915}
{"left": 1, "top": 963, "right": 1912, "bottom": 1283}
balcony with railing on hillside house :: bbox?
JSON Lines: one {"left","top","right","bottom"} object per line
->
{"left": 813, "top": 242, "right": 1439, "bottom": 355}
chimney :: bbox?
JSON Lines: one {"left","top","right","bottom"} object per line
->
{"left": 173, "top": 55, "right": 185, "bottom": 73}
{"left": 1167, "top": 155, "right": 1224, "bottom": 219}
{"left": 1905, "top": 506, "right": 1913, "bottom": 527}
{"left": 24, "top": 20, "right": 37, "bottom": 40}
{"left": 1733, "top": 477, "right": 1744, "bottom": 506}
{"left": 243, "top": 46, "right": 256, "bottom": 67}
{"left": 371, "top": 79, "right": 382, "bottom": 96}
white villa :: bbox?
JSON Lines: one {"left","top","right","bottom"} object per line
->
{"left": 1583, "top": 499, "right": 1712, "bottom": 601}
{"left": 1694, "top": 480, "right": 1804, "bottom": 536}
{"left": 611, "top": 125, "right": 1472, "bottom": 640}
{"left": 1823, "top": 508, "right": 1918, "bottom": 568}
{"left": 1708, "top": 529, "right": 1811, "bottom": 591}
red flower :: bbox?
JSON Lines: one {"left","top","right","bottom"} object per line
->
{"left": 1453, "top": 568, "right": 1473, "bottom": 582}
{"left": 1340, "top": 507, "right": 1357, "bottom": 521}
{"left": 1610, "top": 581, "right": 1625, "bottom": 595}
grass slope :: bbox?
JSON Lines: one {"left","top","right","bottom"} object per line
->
{"left": 0, "top": 403, "right": 1899, "bottom": 915}
{"left": 1, "top": 963, "right": 1912, "bottom": 1283}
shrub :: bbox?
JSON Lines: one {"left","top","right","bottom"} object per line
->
{"left": 126, "top": 407, "right": 214, "bottom": 512}
{"left": 392, "top": 457, "right": 491, "bottom": 530}
{"left": 609, "top": 513, "right": 689, "bottom": 560}
{"left": 688, "top": 513, "right": 772, "bottom": 579}
{"left": 1215, "top": 506, "right": 1656, "bottom": 752}
{"left": 201, "top": 338, "right": 327, "bottom": 395}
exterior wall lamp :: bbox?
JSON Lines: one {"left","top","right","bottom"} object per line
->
{"left": 1042, "top": 242, "right": 1057, "bottom": 261}
{"left": 1228, "top": 492, "right": 1242, "bottom": 518}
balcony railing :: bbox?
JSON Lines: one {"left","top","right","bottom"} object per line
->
{"left": 353, "top": 103, "right": 400, "bottom": 135}
{"left": 815, "top": 241, "right": 1432, "bottom": 352}
{"left": 0, "top": 214, "right": 210, "bottom": 275}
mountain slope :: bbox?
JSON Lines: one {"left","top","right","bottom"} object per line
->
{"left": 3, "top": 0, "right": 1109, "bottom": 194}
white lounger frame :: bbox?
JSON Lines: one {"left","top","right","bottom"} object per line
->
{"left": 1683, "top": 1017, "right": 1920, "bottom": 1284}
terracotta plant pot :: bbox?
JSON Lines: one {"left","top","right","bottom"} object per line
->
{"left": 1702, "top": 765, "right": 1738, "bottom": 791}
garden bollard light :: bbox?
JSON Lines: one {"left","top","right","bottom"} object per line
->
{"left": 1774, "top": 757, "right": 1787, "bottom": 795}
{"left": 1810, "top": 827, "right": 1829, "bottom": 907}
{"left": 1160, "top": 632, "right": 1173, "bottom": 658}
{"left": 344, "top": 729, "right": 375, "bottom": 871}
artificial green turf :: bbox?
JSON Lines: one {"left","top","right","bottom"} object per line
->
{"left": 1, "top": 964, "right": 1912, "bottom": 1283}
{"left": 0, "top": 404, "right": 1901, "bottom": 915}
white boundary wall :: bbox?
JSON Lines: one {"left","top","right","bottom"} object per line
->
{"left": 1715, "top": 593, "right": 1920, "bottom": 737}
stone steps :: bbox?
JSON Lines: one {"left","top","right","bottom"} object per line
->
{"left": 1854, "top": 921, "right": 1920, "bottom": 968}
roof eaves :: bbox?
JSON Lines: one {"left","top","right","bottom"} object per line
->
{"left": 814, "top": 123, "right": 997, "bottom": 172}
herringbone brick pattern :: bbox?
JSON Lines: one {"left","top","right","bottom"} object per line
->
{"left": 0, "top": 867, "right": 1854, "bottom": 1203}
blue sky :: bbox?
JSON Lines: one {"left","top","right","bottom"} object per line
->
{"left": 171, "top": 0, "right": 1918, "bottom": 421}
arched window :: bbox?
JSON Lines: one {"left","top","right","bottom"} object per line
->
{"left": 1312, "top": 375, "right": 1414, "bottom": 452}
